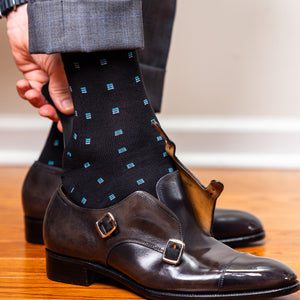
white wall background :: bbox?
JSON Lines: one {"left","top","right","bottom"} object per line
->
{"left": 2, "top": 0, "right": 300, "bottom": 167}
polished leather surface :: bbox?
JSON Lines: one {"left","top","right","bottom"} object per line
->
{"left": 44, "top": 188, "right": 182, "bottom": 264}
{"left": 156, "top": 171, "right": 296, "bottom": 291}
{"left": 153, "top": 121, "right": 223, "bottom": 235}
{"left": 44, "top": 172, "right": 297, "bottom": 293}
{"left": 22, "top": 160, "right": 264, "bottom": 241}
{"left": 22, "top": 161, "right": 62, "bottom": 219}
{"left": 213, "top": 208, "right": 263, "bottom": 240}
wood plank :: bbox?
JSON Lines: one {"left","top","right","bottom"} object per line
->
{"left": 0, "top": 167, "right": 299, "bottom": 299}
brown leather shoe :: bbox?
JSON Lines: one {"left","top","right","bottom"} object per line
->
{"left": 43, "top": 169, "right": 298, "bottom": 299}
{"left": 42, "top": 122, "right": 299, "bottom": 299}
{"left": 22, "top": 161, "right": 62, "bottom": 244}
{"left": 22, "top": 161, "right": 265, "bottom": 246}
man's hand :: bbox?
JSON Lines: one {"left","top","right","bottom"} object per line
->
{"left": 6, "top": 3, "right": 73, "bottom": 127}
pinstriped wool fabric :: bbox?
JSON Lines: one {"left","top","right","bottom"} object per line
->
{"left": 28, "top": 0, "right": 144, "bottom": 54}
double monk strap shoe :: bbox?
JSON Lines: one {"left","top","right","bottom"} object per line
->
{"left": 42, "top": 123, "right": 299, "bottom": 299}
{"left": 44, "top": 172, "right": 298, "bottom": 299}
{"left": 22, "top": 161, "right": 265, "bottom": 246}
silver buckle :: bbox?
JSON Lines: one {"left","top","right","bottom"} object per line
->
{"left": 162, "top": 239, "right": 185, "bottom": 265}
{"left": 95, "top": 212, "right": 117, "bottom": 238}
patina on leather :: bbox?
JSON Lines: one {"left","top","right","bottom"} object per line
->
{"left": 44, "top": 172, "right": 297, "bottom": 294}
{"left": 153, "top": 121, "right": 223, "bottom": 235}
{"left": 22, "top": 161, "right": 62, "bottom": 219}
{"left": 44, "top": 187, "right": 183, "bottom": 265}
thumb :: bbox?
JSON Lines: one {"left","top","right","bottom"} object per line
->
{"left": 48, "top": 54, "right": 74, "bottom": 115}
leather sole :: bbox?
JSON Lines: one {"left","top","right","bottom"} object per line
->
{"left": 46, "top": 249, "right": 300, "bottom": 299}
{"left": 218, "top": 230, "right": 266, "bottom": 248}
{"left": 24, "top": 216, "right": 44, "bottom": 245}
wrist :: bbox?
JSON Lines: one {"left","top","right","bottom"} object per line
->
{"left": 0, "top": 0, "right": 28, "bottom": 19}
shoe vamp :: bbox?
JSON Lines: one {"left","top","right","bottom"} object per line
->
{"left": 107, "top": 241, "right": 222, "bottom": 292}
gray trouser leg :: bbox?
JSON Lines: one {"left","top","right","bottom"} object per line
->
{"left": 28, "top": 0, "right": 144, "bottom": 54}
{"left": 28, "top": 0, "right": 176, "bottom": 112}
{"left": 139, "top": 0, "right": 177, "bottom": 112}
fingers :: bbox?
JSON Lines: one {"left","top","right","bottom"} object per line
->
{"left": 16, "top": 79, "right": 47, "bottom": 108}
{"left": 39, "top": 104, "right": 59, "bottom": 122}
{"left": 16, "top": 79, "right": 31, "bottom": 99}
{"left": 57, "top": 121, "right": 63, "bottom": 133}
{"left": 48, "top": 54, "right": 74, "bottom": 115}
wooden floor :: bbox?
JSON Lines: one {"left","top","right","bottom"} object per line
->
{"left": 0, "top": 167, "right": 300, "bottom": 299}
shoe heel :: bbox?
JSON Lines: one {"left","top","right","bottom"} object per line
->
{"left": 24, "top": 216, "right": 44, "bottom": 245}
{"left": 46, "top": 249, "right": 96, "bottom": 286}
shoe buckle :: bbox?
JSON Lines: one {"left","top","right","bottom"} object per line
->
{"left": 162, "top": 239, "right": 185, "bottom": 265}
{"left": 96, "top": 212, "right": 117, "bottom": 238}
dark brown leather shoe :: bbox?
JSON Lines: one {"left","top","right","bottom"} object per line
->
{"left": 22, "top": 161, "right": 62, "bottom": 244}
{"left": 22, "top": 161, "right": 265, "bottom": 246}
{"left": 43, "top": 170, "right": 298, "bottom": 299}
{"left": 42, "top": 122, "right": 299, "bottom": 299}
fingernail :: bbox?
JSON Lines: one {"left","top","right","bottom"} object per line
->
{"left": 62, "top": 99, "right": 74, "bottom": 111}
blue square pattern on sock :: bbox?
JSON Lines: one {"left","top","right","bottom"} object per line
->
{"left": 75, "top": 110, "right": 78, "bottom": 117}
{"left": 143, "top": 99, "right": 149, "bottom": 105}
{"left": 135, "top": 76, "right": 141, "bottom": 83}
{"left": 107, "top": 83, "right": 114, "bottom": 91}
{"left": 109, "top": 194, "right": 116, "bottom": 201}
{"left": 48, "top": 161, "right": 54, "bottom": 166}
{"left": 128, "top": 51, "right": 133, "bottom": 58}
{"left": 81, "top": 87, "right": 87, "bottom": 94}
{"left": 114, "top": 129, "right": 123, "bottom": 136}
{"left": 163, "top": 152, "right": 168, "bottom": 157}
{"left": 126, "top": 162, "right": 135, "bottom": 169}
{"left": 137, "top": 178, "right": 145, "bottom": 185}
{"left": 85, "top": 138, "right": 91, "bottom": 145}
{"left": 112, "top": 107, "right": 120, "bottom": 115}
{"left": 81, "top": 197, "right": 87, "bottom": 205}
{"left": 156, "top": 136, "right": 163, "bottom": 142}
{"left": 53, "top": 139, "right": 59, "bottom": 146}
{"left": 100, "top": 58, "right": 107, "bottom": 66}
{"left": 118, "top": 147, "right": 127, "bottom": 154}
{"left": 74, "top": 62, "right": 80, "bottom": 69}
{"left": 168, "top": 168, "right": 174, "bottom": 173}
{"left": 97, "top": 177, "right": 104, "bottom": 184}
{"left": 67, "top": 152, "right": 72, "bottom": 157}
{"left": 74, "top": 133, "right": 77, "bottom": 140}
{"left": 84, "top": 162, "right": 90, "bottom": 168}
{"left": 85, "top": 113, "right": 92, "bottom": 119}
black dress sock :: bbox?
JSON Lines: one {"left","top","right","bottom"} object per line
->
{"left": 38, "top": 122, "right": 64, "bottom": 168}
{"left": 61, "top": 50, "right": 176, "bottom": 209}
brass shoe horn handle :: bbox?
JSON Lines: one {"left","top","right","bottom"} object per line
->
{"left": 152, "top": 121, "right": 224, "bottom": 236}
